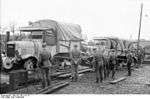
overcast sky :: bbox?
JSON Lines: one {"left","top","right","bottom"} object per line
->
{"left": 1, "top": 0, "right": 150, "bottom": 40}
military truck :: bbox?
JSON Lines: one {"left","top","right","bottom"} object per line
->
{"left": 2, "top": 19, "right": 83, "bottom": 71}
{"left": 92, "top": 37, "right": 133, "bottom": 67}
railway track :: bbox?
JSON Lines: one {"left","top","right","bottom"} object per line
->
{"left": 1, "top": 66, "right": 93, "bottom": 94}
{"left": 35, "top": 81, "right": 69, "bottom": 94}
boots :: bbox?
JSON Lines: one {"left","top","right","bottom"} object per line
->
{"left": 71, "top": 76, "right": 74, "bottom": 82}
{"left": 95, "top": 78, "right": 99, "bottom": 83}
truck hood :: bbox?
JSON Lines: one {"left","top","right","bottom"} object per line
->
{"left": 7, "top": 40, "right": 56, "bottom": 58}
{"left": 7, "top": 40, "right": 42, "bottom": 57}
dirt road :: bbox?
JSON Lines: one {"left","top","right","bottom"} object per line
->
{"left": 55, "top": 64, "right": 150, "bottom": 94}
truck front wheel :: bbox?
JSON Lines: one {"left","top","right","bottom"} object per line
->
{"left": 24, "top": 59, "right": 35, "bottom": 70}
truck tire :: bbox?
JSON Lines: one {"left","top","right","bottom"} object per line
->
{"left": 24, "top": 59, "right": 36, "bottom": 70}
{"left": 2, "top": 57, "right": 13, "bottom": 72}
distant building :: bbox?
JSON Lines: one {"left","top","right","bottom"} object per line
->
{"left": 132, "top": 40, "right": 150, "bottom": 48}
{"left": 133, "top": 40, "right": 150, "bottom": 55}
{"left": 139, "top": 41, "right": 150, "bottom": 48}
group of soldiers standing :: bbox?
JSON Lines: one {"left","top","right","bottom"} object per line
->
{"left": 38, "top": 42, "right": 143, "bottom": 88}
{"left": 38, "top": 42, "right": 81, "bottom": 88}
{"left": 92, "top": 47, "right": 118, "bottom": 83}
{"left": 69, "top": 44, "right": 135, "bottom": 83}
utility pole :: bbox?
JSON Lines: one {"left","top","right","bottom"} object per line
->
{"left": 0, "top": 29, "right": 2, "bottom": 71}
{"left": 137, "top": 3, "right": 143, "bottom": 54}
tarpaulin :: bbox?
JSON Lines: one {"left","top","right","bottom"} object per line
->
{"left": 20, "top": 19, "right": 83, "bottom": 41}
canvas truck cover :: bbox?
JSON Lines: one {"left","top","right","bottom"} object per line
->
{"left": 20, "top": 19, "right": 83, "bottom": 41}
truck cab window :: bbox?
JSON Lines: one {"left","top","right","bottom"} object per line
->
{"left": 31, "top": 31, "right": 43, "bottom": 39}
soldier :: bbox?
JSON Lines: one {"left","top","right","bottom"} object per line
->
{"left": 12, "top": 50, "right": 24, "bottom": 70}
{"left": 103, "top": 56, "right": 109, "bottom": 79}
{"left": 92, "top": 45, "right": 104, "bottom": 83}
{"left": 108, "top": 49, "right": 117, "bottom": 80}
{"left": 126, "top": 50, "right": 132, "bottom": 76}
{"left": 38, "top": 42, "right": 52, "bottom": 88}
{"left": 133, "top": 49, "right": 138, "bottom": 67}
{"left": 70, "top": 45, "right": 81, "bottom": 82}
{"left": 92, "top": 48, "right": 97, "bottom": 71}
{"left": 0, "top": 48, "right": 2, "bottom": 71}
{"left": 137, "top": 49, "right": 142, "bottom": 67}
{"left": 139, "top": 49, "right": 144, "bottom": 66}
{"left": 103, "top": 49, "right": 109, "bottom": 79}
{"left": 141, "top": 48, "right": 145, "bottom": 63}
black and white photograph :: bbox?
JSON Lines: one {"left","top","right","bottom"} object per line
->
{"left": 0, "top": 0, "right": 150, "bottom": 97}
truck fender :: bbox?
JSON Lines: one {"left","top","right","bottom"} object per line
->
{"left": 22, "top": 55, "right": 38, "bottom": 69}
{"left": 22, "top": 54, "right": 38, "bottom": 60}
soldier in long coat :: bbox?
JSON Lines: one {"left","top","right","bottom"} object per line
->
{"left": 0, "top": 45, "right": 2, "bottom": 71}
{"left": 91, "top": 48, "right": 97, "bottom": 71}
{"left": 92, "top": 46, "right": 104, "bottom": 83}
{"left": 12, "top": 50, "right": 24, "bottom": 70}
{"left": 108, "top": 49, "right": 117, "bottom": 80}
{"left": 70, "top": 45, "right": 81, "bottom": 82}
{"left": 38, "top": 42, "right": 52, "bottom": 88}
{"left": 126, "top": 50, "right": 132, "bottom": 76}
{"left": 102, "top": 49, "right": 110, "bottom": 79}
{"left": 138, "top": 49, "right": 143, "bottom": 66}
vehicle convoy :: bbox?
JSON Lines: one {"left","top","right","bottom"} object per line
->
{"left": 2, "top": 19, "right": 83, "bottom": 71}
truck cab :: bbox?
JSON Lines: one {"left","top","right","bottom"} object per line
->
{"left": 3, "top": 28, "right": 53, "bottom": 71}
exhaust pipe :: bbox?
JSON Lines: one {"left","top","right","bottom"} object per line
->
{"left": 6, "top": 31, "right": 10, "bottom": 42}
{"left": 5, "top": 31, "right": 10, "bottom": 57}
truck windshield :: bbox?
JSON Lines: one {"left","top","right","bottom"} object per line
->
{"left": 94, "top": 40, "right": 108, "bottom": 46}
{"left": 20, "top": 31, "right": 43, "bottom": 39}
{"left": 31, "top": 35, "right": 42, "bottom": 39}
{"left": 31, "top": 31, "right": 43, "bottom": 39}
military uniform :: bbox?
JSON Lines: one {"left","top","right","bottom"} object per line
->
{"left": 0, "top": 50, "right": 2, "bottom": 71}
{"left": 91, "top": 49, "right": 97, "bottom": 71}
{"left": 39, "top": 46, "right": 52, "bottom": 88}
{"left": 12, "top": 50, "right": 24, "bottom": 70}
{"left": 103, "top": 49, "right": 110, "bottom": 79}
{"left": 93, "top": 48, "right": 104, "bottom": 83}
{"left": 141, "top": 48, "right": 145, "bottom": 63}
{"left": 138, "top": 50, "right": 143, "bottom": 66}
{"left": 70, "top": 47, "right": 81, "bottom": 82}
{"left": 126, "top": 51, "right": 132, "bottom": 76}
{"left": 103, "top": 56, "right": 110, "bottom": 79}
{"left": 133, "top": 49, "right": 138, "bottom": 66}
{"left": 109, "top": 50, "right": 116, "bottom": 79}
